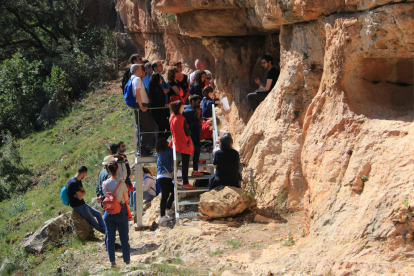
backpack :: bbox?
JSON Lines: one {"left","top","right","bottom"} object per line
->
{"left": 121, "top": 68, "right": 132, "bottom": 93}
{"left": 102, "top": 181, "right": 122, "bottom": 214}
{"left": 60, "top": 186, "right": 70, "bottom": 206}
{"left": 124, "top": 75, "right": 137, "bottom": 107}
{"left": 117, "top": 160, "right": 128, "bottom": 180}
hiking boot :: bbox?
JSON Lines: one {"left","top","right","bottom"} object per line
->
{"left": 182, "top": 183, "right": 196, "bottom": 190}
{"left": 192, "top": 171, "right": 204, "bottom": 177}
{"left": 111, "top": 262, "right": 116, "bottom": 267}
{"left": 158, "top": 215, "right": 174, "bottom": 224}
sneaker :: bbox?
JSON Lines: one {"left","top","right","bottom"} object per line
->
{"left": 192, "top": 171, "right": 204, "bottom": 177}
{"left": 166, "top": 209, "right": 175, "bottom": 216}
{"left": 158, "top": 215, "right": 174, "bottom": 224}
{"left": 182, "top": 183, "right": 196, "bottom": 190}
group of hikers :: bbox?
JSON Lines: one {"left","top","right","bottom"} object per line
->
{"left": 64, "top": 53, "right": 279, "bottom": 267}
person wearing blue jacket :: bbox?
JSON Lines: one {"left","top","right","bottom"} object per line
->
{"left": 201, "top": 86, "right": 221, "bottom": 120}
{"left": 183, "top": 95, "right": 204, "bottom": 177}
{"left": 156, "top": 138, "right": 175, "bottom": 224}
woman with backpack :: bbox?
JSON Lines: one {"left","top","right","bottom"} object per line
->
{"left": 156, "top": 137, "right": 175, "bottom": 224}
{"left": 102, "top": 162, "right": 130, "bottom": 267}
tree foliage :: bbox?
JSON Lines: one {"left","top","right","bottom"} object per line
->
{"left": 0, "top": 0, "right": 119, "bottom": 141}
{"left": 0, "top": 131, "right": 33, "bottom": 201}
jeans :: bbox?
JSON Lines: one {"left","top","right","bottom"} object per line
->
{"left": 129, "top": 191, "right": 135, "bottom": 210}
{"left": 247, "top": 92, "right": 269, "bottom": 111}
{"left": 72, "top": 204, "right": 105, "bottom": 233}
{"left": 158, "top": 178, "right": 174, "bottom": 216}
{"left": 104, "top": 205, "right": 130, "bottom": 263}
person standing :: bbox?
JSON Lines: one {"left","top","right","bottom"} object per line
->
{"left": 122, "top": 54, "right": 143, "bottom": 92}
{"left": 183, "top": 95, "right": 204, "bottom": 177}
{"left": 189, "top": 59, "right": 206, "bottom": 83}
{"left": 201, "top": 86, "right": 220, "bottom": 120}
{"left": 169, "top": 101, "right": 196, "bottom": 190}
{"left": 155, "top": 138, "right": 175, "bottom": 224}
{"left": 149, "top": 73, "right": 170, "bottom": 140}
{"left": 151, "top": 60, "right": 170, "bottom": 95}
{"left": 141, "top": 62, "right": 153, "bottom": 91}
{"left": 131, "top": 64, "right": 157, "bottom": 156}
{"left": 247, "top": 55, "right": 280, "bottom": 111}
{"left": 68, "top": 166, "right": 105, "bottom": 234}
{"left": 174, "top": 61, "right": 190, "bottom": 101}
{"left": 168, "top": 67, "right": 190, "bottom": 104}
{"left": 190, "top": 70, "right": 206, "bottom": 98}
{"left": 102, "top": 162, "right": 130, "bottom": 267}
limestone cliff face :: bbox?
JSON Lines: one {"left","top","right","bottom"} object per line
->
{"left": 115, "top": 0, "right": 414, "bottom": 273}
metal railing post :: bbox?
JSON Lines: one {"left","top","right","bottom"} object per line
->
{"left": 173, "top": 142, "right": 179, "bottom": 222}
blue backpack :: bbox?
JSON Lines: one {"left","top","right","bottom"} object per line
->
{"left": 124, "top": 75, "right": 137, "bottom": 107}
{"left": 60, "top": 186, "right": 70, "bottom": 206}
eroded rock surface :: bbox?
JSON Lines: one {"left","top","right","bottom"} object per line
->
{"left": 113, "top": 0, "right": 414, "bottom": 274}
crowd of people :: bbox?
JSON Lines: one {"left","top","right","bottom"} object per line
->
{"left": 64, "top": 53, "right": 279, "bottom": 267}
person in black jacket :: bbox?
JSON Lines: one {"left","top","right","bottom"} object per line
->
{"left": 189, "top": 70, "right": 206, "bottom": 98}
{"left": 121, "top": 54, "right": 143, "bottom": 93}
{"left": 210, "top": 133, "right": 241, "bottom": 190}
{"left": 182, "top": 95, "right": 204, "bottom": 177}
{"left": 149, "top": 73, "right": 170, "bottom": 140}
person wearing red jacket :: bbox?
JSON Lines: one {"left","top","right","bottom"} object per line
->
{"left": 169, "top": 100, "right": 197, "bottom": 190}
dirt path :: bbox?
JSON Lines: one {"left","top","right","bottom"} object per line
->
{"left": 64, "top": 210, "right": 305, "bottom": 275}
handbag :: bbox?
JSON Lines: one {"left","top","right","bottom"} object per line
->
{"left": 157, "top": 154, "right": 174, "bottom": 178}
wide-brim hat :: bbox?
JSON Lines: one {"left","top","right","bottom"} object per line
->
{"left": 102, "top": 155, "right": 118, "bottom": 165}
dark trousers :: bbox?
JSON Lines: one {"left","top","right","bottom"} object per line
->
{"left": 153, "top": 110, "right": 170, "bottom": 140}
{"left": 193, "top": 145, "right": 200, "bottom": 171}
{"left": 181, "top": 153, "right": 190, "bottom": 185}
{"left": 247, "top": 92, "right": 269, "bottom": 111}
{"left": 201, "top": 139, "right": 213, "bottom": 148}
{"left": 138, "top": 109, "right": 157, "bottom": 151}
{"left": 158, "top": 178, "right": 174, "bottom": 216}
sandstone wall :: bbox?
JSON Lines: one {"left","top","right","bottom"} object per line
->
{"left": 114, "top": 0, "right": 414, "bottom": 273}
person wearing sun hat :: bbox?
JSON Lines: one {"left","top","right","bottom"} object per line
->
{"left": 96, "top": 155, "right": 117, "bottom": 201}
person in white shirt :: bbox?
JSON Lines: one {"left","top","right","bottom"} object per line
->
{"left": 142, "top": 167, "right": 157, "bottom": 200}
{"left": 189, "top": 59, "right": 206, "bottom": 83}
{"left": 130, "top": 64, "right": 157, "bottom": 156}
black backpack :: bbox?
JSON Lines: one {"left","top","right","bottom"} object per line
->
{"left": 121, "top": 68, "right": 131, "bottom": 93}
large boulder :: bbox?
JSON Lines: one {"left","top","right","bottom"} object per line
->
{"left": 35, "top": 100, "right": 60, "bottom": 126}
{"left": 71, "top": 210, "right": 95, "bottom": 241}
{"left": 21, "top": 212, "right": 73, "bottom": 253}
{"left": 21, "top": 211, "right": 97, "bottom": 253}
{"left": 199, "top": 187, "right": 254, "bottom": 218}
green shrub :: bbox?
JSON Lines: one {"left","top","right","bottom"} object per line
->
{"left": 5, "top": 196, "right": 27, "bottom": 217}
{"left": 0, "top": 131, "right": 33, "bottom": 200}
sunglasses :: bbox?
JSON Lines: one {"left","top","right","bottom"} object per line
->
{"left": 206, "top": 77, "right": 212, "bottom": 80}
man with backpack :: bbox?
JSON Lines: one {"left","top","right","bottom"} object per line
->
{"left": 68, "top": 166, "right": 105, "bottom": 234}
{"left": 125, "top": 64, "right": 157, "bottom": 156}
{"left": 121, "top": 54, "right": 143, "bottom": 93}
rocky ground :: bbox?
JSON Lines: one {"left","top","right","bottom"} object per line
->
{"left": 63, "top": 206, "right": 306, "bottom": 276}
